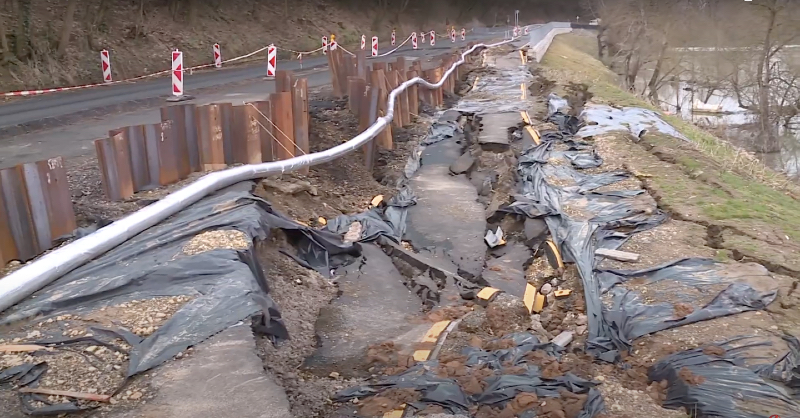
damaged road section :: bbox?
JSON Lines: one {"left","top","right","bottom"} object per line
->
{"left": 0, "top": 181, "right": 359, "bottom": 415}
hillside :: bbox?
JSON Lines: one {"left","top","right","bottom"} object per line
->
{"left": 0, "top": 0, "right": 584, "bottom": 93}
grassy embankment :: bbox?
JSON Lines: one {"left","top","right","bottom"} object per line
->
{"left": 539, "top": 33, "right": 800, "bottom": 273}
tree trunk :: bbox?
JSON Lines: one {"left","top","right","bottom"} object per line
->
{"left": 12, "top": 0, "right": 31, "bottom": 60}
{"left": 756, "top": 5, "right": 779, "bottom": 152}
{"left": 57, "top": 0, "right": 79, "bottom": 57}
{"left": 0, "top": 10, "right": 12, "bottom": 62}
{"left": 647, "top": 39, "right": 669, "bottom": 102}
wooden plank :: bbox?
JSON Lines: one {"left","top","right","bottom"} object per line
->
{"left": 231, "top": 105, "right": 263, "bottom": 165}
{"left": 275, "top": 69, "right": 293, "bottom": 93}
{"left": 385, "top": 70, "right": 402, "bottom": 127}
{"left": 110, "top": 130, "right": 135, "bottom": 200}
{"left": 356, "top": 50, "right": 367, "bottom": 79}
{"left": 35, "top": 157, "right": 76, "bottom": 243}
{"left": 18, "top": 388, "right": 111, "bottom": 403}
{"left": 195, "top": 104, "right": 227, "bottom": 171}
{"left": 361, "top": 86, "right": 380, "bottom": 171}
{"left": 407, "top": 70, "right": 419, "bottom": 118}
{"left": 0, "top": 177, "right": 19, "bottom": 265}
{"left": 125, "top": 125, "right": 151, "bottom": 192}
{"left": 269, "top": 92, "right": 296, "bottom": 160}
{"left": 219, "top": 102, "right": 235, "bottom": 166}
{"left": 348, "top": 76, "right": 365, "bottom": 115}
{"left": 159, "top": 106, "right": 192, "bottom": 179}
{"left": 292, "top": 78, "right": 310, "bottom": 162}
{"left": 144, "top": 123, "right": 180, "bottom": 186}
{"left": 397, "top": 70, "right": 410, "bottom": 126}
{"left": 252, "top": 101, "right": 275, "bottom": 162}
{"left": 0, "top": 166, "right": 38, "bottom": 261}
{"left": 595, "top": 248, "right": 640, "bottom": 262}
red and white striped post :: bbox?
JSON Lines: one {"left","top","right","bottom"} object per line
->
{"left": 461, "top": 28, "right": 466, "bottom": 41}
{"left": 361, "top": 34, "right": 366, "bottom": 50}
{"left": 169, "top": 49, "right": 185, "bottom": 100}
{"left": 266, "top": 44, "right": 276, "bottom": 77}
{"left": 524, "top": 26, "right": 529, "bottom": 35}
{"left": 412, "top": 32, "right": 418, "bottom": 50}
{"left": 371, "top": 36, "right": 378, "bottom": 57}
{"left": 330, "top": 34, "right": 338, "bottom": 51}
{"left": 213, "top": 43, "right": 222, "bottom": 68}
{"left": 322, "top": 36, "right": 328, "bottom": 55}
{"left": 450, "top": 28, "right": 456, "bottom": 43}
{"left": 513, "top": 27, "right": 519, "bottom": 37}
{"left": 421, "top": 31, "right": 426, "bottom": 43}
{"left": 391, "top": 29, "right": 396, "bottom": 46}
{"left": 430, "top": 31, "right": 436, "bottom": 46}
{"left": 100, "top": 49, "right": 112, "bottom": 83}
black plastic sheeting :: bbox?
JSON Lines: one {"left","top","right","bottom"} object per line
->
{"left": 649, "top": 336, "right": 800, "bottom": 418}
{"left": 335, "top": 332, "right": 605, "bottom": 417}
{"left": 0, "top": 181, "right": 359, "bottom": 382}
{"left": 491, "top": 96, "right": 800, "bottom": 417}
{"left": 493, "top": 101, "right": 778, "bottom": 365}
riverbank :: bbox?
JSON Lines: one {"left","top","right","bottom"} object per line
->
{"left": 538, "top": 32, "right": 800, "bottom": 330}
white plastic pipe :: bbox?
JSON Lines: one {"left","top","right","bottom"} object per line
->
{"left": 0, "top": 37, "right": 521, "bottom": 313}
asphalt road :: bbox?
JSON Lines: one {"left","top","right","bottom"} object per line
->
{"left": 0, "top": 35, "right": 502, "bottom": 134}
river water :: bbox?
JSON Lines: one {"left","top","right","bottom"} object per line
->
{"left": 638, "top": 55, "right": 800, "bottom": 178}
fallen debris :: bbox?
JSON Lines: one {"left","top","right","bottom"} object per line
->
{"left": 595, "top": 248, "right": 640, "bottom": 262}
{"left": 18, "top": 387, "right": 111, "bottom": 402}
{"left": 0, "top": 344, "right": 47, "bottom": 353}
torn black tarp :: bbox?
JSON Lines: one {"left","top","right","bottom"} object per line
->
{"left": 649, "top": 337, "right": 800, "bottom": 418}
{"left": 0, "top": 181, "right": 358, "bottom": 379}
{"left": 490, "top": 95, "right": 779, "bottom": 366}
{"left": 335, "top": 332, "right": 605, "bottom": 417}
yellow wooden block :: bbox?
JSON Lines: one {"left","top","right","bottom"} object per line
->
{"left": 520, "top": 83, "right": 527, "bottom": 100}
{"left": 523, "top": 284, "right": 537, "bottom": 313}
{"left": 545, "top": 240, "right": 565, "bottom": 269}
{"left": 383, "top": 408, "right": 405, "bottom": 418}
{"left": 412, "top": 320, "right": 450, "bottom": 361}
{"left": 370, "top": 195, "right": 384, "bottom": 207}
{"left": 519, "top": 50, "right": 527, "bottom": 64}
{"left": 533, "top": 291, "right": 546, "bottom": 313}
{"left": 477, "top": 287, "right": 500, "bottom": 300}
{"left": 318, "top": 217, "right": 327, "bottom": 226}
{"left": 472, "top": 76, "right": 480, "bottom": 90}
{"left": 554, "top": 289, "right": 572, "bottom": 298}
{"left": 520, "top": 111, "right": 532, "bottom": 125}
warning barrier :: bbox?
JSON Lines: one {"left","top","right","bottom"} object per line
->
{"left": 430, "top": 31, "right": 436, "bottom": 46}
{"left": 461, "top": 28, "right": 466, "bottom": 41}
{"left": 266, "top": 45, "right": 277, "bottom": 77}
{"left": 412, "top": 32, "right": 418, "bottom": 50}
{"left": 361, "top": 35, "right": 366, "bottom": 50}
{"left": 213, "top": 43, "right": 222, "bottom": 68}
{"left": 171, "top": 50, "right": 184, "bottom": 97}
{"left": 101, "top": 50, "right": 112, "bottom": 83}
{"left": 371, "top": 36, "right": 379, "bottom": 57}
{"left": 391, "top": 30, "right": 396, "bottom": 46}
{"left": 2, "top": 26, "right": 476, "bottom": 98}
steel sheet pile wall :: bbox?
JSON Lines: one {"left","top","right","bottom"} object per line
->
{"left": 95, "top": 75, "right": 311, "bottom": 201}
{"left": 0, "top": 157, "right": 76, "bottom": 266}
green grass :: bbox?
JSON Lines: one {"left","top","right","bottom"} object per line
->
{"left": 542, "top": 34, "right": 800, "bottom": 242}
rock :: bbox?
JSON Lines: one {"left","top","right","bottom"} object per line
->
{"left": 129, "top": 391, "right": 143, "bottom": 400}
{"left": 540, "top": 283, "right": 552, "bottom": 295}
{"left": 576, "top": 314, "right": 588, "bottom": 326}
{"left": 449, "top": 152, "right": 476, "bottom": 175}
{"left": 459, "top": 310, "right": 488, "bottom": 333}
{"left": 524, "top": 218, "right": 548, "bottom": 243}
{"left": 576, "top": 325, "right": 587, "bottom": 335}
{"left": 529, "top": 315, "right": 551, "bottom": 342}
{"left": 329, "top": 371, "right": 340, "bottom": 379}
{"left": 262, "top": 178, "right": 318, "bottom": 196}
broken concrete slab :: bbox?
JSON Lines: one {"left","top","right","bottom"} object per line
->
{"left": 304, "top": 244, "right": 422, "bottom": 377}
{"left": 481, "top": 242, "right": 531, "bottom": 297}
{"left": 449, "top": 152, "right": 475, "bottom": 175}
{"left": 406, "top": 138, "right": 487, "bottom": 280}
{"left": 106, "top": 325, "right": 293, "bottom": 418}
{"left": 478, "top": 113, "right": 520, "bottom": 151}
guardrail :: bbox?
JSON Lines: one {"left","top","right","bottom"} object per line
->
{"left": 0, "top": 23, "right": 573, "bottom": 313}
{"left": 528, "top": 22, "right": 573, "bottom": 63}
